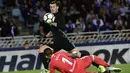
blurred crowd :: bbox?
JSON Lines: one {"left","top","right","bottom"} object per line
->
{"left": 0, "top": 0, "right": 130, "bottom": 37}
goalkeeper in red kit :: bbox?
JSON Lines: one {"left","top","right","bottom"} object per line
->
{"left": 44, "top": 48, "right": 121, "bottom": 73}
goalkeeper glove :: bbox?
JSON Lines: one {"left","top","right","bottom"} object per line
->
{"left": 97, "top": 65, "right": 106, "bottom": 73}
{"left": 41, "top": 69, "right": 50, "bottom": 73}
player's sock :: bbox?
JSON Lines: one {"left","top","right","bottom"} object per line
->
{"left": 91, "top": 55, "right": 110, "bottom": 67}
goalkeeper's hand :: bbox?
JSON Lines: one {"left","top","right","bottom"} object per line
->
{"left": 41, "top": 69, "right": 50, "bottom": 73}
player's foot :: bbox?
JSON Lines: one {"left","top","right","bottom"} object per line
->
{"left": 106, "top": 66, "right": 121, "bottom": 73}
{"left": 40, "top": 69, "right": 50, "bottom": 73}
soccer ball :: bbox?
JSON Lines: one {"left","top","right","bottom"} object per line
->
{"left": 43, "top": 13, "right": 55, "bottom": 24}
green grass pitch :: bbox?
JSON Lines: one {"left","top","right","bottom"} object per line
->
{"left": 1, "top": 64, "right": 130, "bottom": 73}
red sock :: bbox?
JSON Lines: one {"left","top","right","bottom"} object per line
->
{"left": 92, "top": 56, "right": 110, "bottom": 67}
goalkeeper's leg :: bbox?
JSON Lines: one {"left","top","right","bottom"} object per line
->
{"left": 90, "top": 55, "right": 121, "bottom": 73}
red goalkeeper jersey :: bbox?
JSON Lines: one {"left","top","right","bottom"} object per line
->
{"left": 49, "top": 52, "right": 94, "bottom": 73}
{"left": 49, "top": 52, "right": 76, "bottom": 73}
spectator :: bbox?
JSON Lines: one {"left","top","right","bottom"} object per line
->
{"left": 23, "top": 42, "right": 29, "bottom": 50}
{"left": 10, "top": 19, "right": 19, "bottom": 38}
{"left": 114, "top": 15, "right": 123, "bottom": 25}
{"left": 73, "top": 24, "right": 82, "bottom": 33}
{"left": 110, "top": 3, "right": 120, "bottom": 22}
{"left": 67, "top": 5, "right": 80, "bottom": 22}
{"left": 65, "top": 20, "right": 75, "bottom": 33}
{"left": 27, "top": 8, "right": 38, "bottom": 34}
{"left": 92, "top": 14, "right": 104, "bottom": 29}
{"left": 0, "top": 14, "right": 11, "bottom": 37}
{"left": 99, "top": 6, "right": 110, "bottom": 22}
{"left": 86, "top": 22, "right": 96, "bottom": 32}
{"left": 123, "top": 13, "right": 130, "bottom": 29}
{"left": 103, "top": 0, "right": 112, "bottom": 9}
{"left": 62, "top": 6, "right": 67, "bottom": 15}
{"left": 36, "top": 7, "right": 46, "bottom": 22}
{"left": 80, "top": 4, "right": 87, "bottom": 18}
{"left": 62, "top": 0, "right": 68, "bottom": 6}
{"left": 78, "top": 17, "right": 86, "bottom": 32}
{"left": 33, "top": 21, "right": 40, "bottom": 35}
{"left": 85, "top": 0, "right": 95, "bottom": 11}
{"left": 86, "top": 10, "right": 95, "bottom": 24}
{"left": 31, "top": 0, "right": 37, "bottom": 7}
{"left": 100, "top": 22, "right": 112, "bottom": 31}
{"left": 119, "top": 2, "right": 129, "bottom": 17}
{"left": 41, "top": 0, "right": 48, "bottom": 11}
{"left": 61, "top": 6, "right": 68, "bottom": 22}
{"left": 113, "top": 15, "right": 124, "bottom": 30}
{"left": 21, "top": 4, "right": 29, "bottom": 27}
{"left": 12, "top": 5, "right": 23, "bottom": 22}
{"left": 113, "top": 21, "right": 124, "bottom": 30}
{"left": 38, "top": 25, "right": 45, "bottom": 38}
{"left": 123, "top": 20, "right": 130, "bottom": 29}
{"left": 36, "top": 1, "right": 41, "bottom": 9}
{"left": 95, "top": 0, "right": 103, "bottom": 6}
{"left": 93, "top": 0, "right": 102, "bottom": 14}
{"left": 39, "top": 42, "right": 44, "bottom": 47}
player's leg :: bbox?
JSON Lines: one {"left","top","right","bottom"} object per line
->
{"left": 54, "top": 37, "right": 81, "bottom": 57}
{"left": 38, "top": 45, "right": 54, "bottom": 69}
{"left": 90, "top": 55, "right": 121, "bottom": 73}
{"left": 81, "top": 55, "right": 121, "bottom": 73}
{"left": 90, "top": 55, "right": 109, "bottom": 67}
{"left": 50, "top": 27, "right": 81, "bottom": 57}
{"left": 38, "top": 53, "right": 50, "bottom": 69}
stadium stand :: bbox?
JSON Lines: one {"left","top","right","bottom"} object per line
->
{"left": 0, "top": 0, "right": 130, "bottom": 48}
{"left": 0, "top": 0, "right": 130, "bottom": 36}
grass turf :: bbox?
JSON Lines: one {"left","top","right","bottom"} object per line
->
{"left": 1, "top": 64, "right": 130, "bottom": 73}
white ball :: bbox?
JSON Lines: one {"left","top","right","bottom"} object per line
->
{"left": 43, "top": 13, "right": 55, "bottom": 24}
